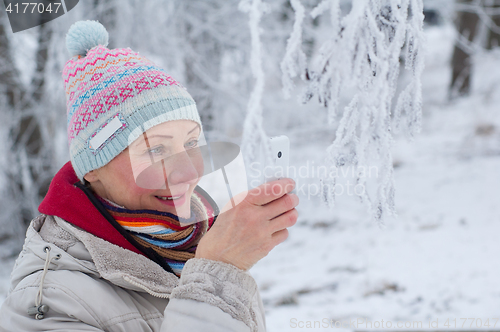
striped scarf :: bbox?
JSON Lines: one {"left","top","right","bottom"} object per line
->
{"left": 97, "top": 192, "right": 213, "bottom": 277}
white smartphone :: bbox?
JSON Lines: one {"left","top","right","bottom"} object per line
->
{"left": 263, "top": 135, "right": 290, "bottom": 183}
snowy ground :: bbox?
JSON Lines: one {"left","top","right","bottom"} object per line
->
{"left": 250, "top": 24, "right": 500, "bottom": 331}
{"left": 1, "top": 23, "right": 500, "bottom": 331}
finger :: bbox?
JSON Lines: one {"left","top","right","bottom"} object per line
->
{"left": 261, "top": 193, "right": 299, "bottom": 220}
{"left": 219, "top": 189, "right": 250, "bottom": 214}
{"left": 245, "top": 178, "right": 295, "bottom": 206}
{"left": 268, "top": 208, "right": 298, "bottom": 233}
{"left": 270, "top": 228, "right": 289, "bottom": 247}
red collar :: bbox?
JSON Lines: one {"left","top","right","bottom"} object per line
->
{"left": 39, "top": 162, "right": 144, "bottom": 255}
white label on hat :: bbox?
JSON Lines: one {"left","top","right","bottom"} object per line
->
{"left": 89, "top": 115, "right": 124, "bottom": 151}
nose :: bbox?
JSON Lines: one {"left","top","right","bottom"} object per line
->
{"left": 165, "top": 149, "right": 201, "bottom": 187}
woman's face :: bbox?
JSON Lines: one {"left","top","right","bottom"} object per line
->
{"left": 84, "top": 120, "right": 202, "bottom": 218}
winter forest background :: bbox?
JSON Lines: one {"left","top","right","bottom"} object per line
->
{"left": 1, "top": 0, "right": 500, "bottom": 330}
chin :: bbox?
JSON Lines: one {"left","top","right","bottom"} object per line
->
{"left": 157, "top": 202, "right": 191, "bottom": 218}
{"left": 176, "top": 204, "right": 191, "bottom": 219}
{"left": 176, "top": 207, "right": 191, "bottom": 219}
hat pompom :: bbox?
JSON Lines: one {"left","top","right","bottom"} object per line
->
{"left": 66, "top": 20, "right": 109, "bottom": 57}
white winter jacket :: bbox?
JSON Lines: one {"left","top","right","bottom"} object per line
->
{"left": 0, "top": 214, "right": 266, "bottom": 331}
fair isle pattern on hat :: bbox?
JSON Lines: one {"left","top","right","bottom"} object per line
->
{"left": 64, "top": 46, "right": 187, "bottom": 142}
{"left": 63, "top": 21, "right": 202, "bottom": 180}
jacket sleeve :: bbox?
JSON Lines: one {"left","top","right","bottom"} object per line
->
{"left": 161, "top": 258, "right": 266, "bottom": 332}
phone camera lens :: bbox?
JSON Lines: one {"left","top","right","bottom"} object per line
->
{"left": 277, "top": 151, "right": 282, "bottom": 158}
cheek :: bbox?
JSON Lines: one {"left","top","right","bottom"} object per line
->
{"left": 111, "top": 158, "right": 155, "bottom": 195}
{"left": 129, "top": 156, "right": 155, "bottom": 178}
{"left": 123, "top": 175, "right": 157, "bottom": 196}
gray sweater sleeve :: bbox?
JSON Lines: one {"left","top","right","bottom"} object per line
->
{"left": 162, "top": 258, "right": 264, "bottom": 332}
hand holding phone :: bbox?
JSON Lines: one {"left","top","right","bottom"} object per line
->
{"left": 263, "top": 135, "right": 290, "bottom": 183}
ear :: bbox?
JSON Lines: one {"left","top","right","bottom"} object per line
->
{"left": 83, "top": 170, "right": 99, "bottom": 183}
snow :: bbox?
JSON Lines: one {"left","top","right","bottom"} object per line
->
{"left": 1, "top": 10, "right": 500, "bottom": 332}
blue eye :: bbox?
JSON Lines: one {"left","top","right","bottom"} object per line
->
{"left": 186, "top": 140, "right": 199, "bottom": 149}
{"left": 146, "top": 146, "right": 166, "bottom": 155}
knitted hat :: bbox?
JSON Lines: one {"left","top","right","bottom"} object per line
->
{"left": 63, "top": 20, "right": 202, "bottom": 181}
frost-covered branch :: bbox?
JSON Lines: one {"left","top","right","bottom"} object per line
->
{"left": 280, "top": 0, "right": 307, "bottom": 99}
{"left": 239, "top": 0, "right": 273, "bottom": 169}
{"left": 282, "top": 0, "right": 426, "bottom": 222}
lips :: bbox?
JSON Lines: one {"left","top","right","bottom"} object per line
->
{"left": 155, "top": 193, "right": 187, "bottom": 206}
{"left": 157, "top": 194, "right": 184, "bottom": 200}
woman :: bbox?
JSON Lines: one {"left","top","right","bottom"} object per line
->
{"left": 0, "top": 20, "right": 298, "bottom": 331}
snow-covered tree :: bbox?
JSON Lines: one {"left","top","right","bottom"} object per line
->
{"left": 245, "top": 0, "right": 426, "bottom": 222}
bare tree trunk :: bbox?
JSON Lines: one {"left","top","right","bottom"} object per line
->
{"left": 486, "top": 0, "right": 500, "bottom": 49}
{"left": 13, "top": 22, "right": 51, "bottom": 157}
{"left": 0, "top": 13, "right": 26, "bottom": 109}
{"left": 450, "top": 0, "right": 481, "bottom": 98}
